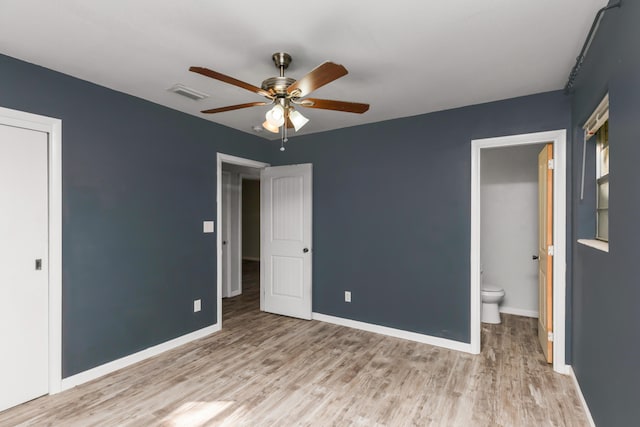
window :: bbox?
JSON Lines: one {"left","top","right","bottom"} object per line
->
{"left": 583, "top": 94, "right": 609, "bottom": 242}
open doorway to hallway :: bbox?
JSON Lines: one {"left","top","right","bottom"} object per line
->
{"left": 216, "top": 153, "right": 314, "bottom": 327}
{"left": 220, "top": 162, "right": 263, "bottom": 322}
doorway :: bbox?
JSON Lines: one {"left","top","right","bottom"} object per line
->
{"left": 480, "top": 143, "right": 546, "bottom": 319}
{"left": 217, "top": 154, "right": 269, "bottom": 326}
{"left": 470, "top": 130, "right": 567, "bottom": 374}
{"left": 216, "top": 154, "right": 314, "bottom": 327}
{"left": 220, "top": 166, "right": 263, "bottom": 299}
{"left": 0, "top": 107, "right": 63, "bottom": 407}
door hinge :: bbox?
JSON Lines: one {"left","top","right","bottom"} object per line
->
{"left": 548, "top": 159, "right": 555, "bottom": 170}
{"left": 548, "top": 331, "right": 554, "bottom": 342}
{"left": 548, "top": 245, "right": 554, "bottom": 256}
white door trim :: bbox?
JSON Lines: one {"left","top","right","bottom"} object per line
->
{"left": 470, "top": 130, "right": 567, "bottom": 374}
{"left": 0, "top": 106, "right": 63, "bottom": 393}
{"left": 216, "top": 153, "right": 269, "bottom": 327}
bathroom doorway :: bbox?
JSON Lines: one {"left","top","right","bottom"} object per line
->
{"left": 470, "top": 130, "right": 568, "bottom": 374}
{"left": 480, "top": 143, "right": 546, "bottom": 319}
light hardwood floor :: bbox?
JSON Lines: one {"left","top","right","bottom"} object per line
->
{"left": 0, "top": 261, "right": 588, "bottom": 426}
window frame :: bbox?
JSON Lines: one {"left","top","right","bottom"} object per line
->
{"left": 583, "top": 94, "right": 610, "bottom": 243}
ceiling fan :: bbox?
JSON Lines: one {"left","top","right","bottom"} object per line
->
{"left": 189, "top": 52, "right": 369, "bottom": 148}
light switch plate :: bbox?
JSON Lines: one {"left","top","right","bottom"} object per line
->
{"left": 345, "top": 291, "right": 351, "bottom": 303}
{"left": 203, "top": 221, "right": 214, "bottom": 233}
{"left": 194, "top": 299, "right": 201, "bottom": 312}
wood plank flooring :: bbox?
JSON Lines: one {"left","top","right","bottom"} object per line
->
{"left": 0, "top": 261, "right": 588, "bottom": 426}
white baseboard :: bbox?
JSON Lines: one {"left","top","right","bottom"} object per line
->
{"left": 312, "top": 313, "right": 472, "bottom": 354}
{"left": 60, "top": 323, "right": 220, "bottom": 391}
{"left": 242, "top": 257, "right": 260, "bottom": 262}
{"left": 568, "top": 366, "right": 596, "bottom": 427}
{"left": 500, "top": 306, "right": 539, "bottom": 318}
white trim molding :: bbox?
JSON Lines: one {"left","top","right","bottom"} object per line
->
{"left": 216, "top": 153, "right": 269, "bottom": 329}
{"left": 470, "top": 130, "right": 568, "bottom": 374}
{"left": 312, "top": 313, "right": 473, "bottom": 354}
{"left": 61, "top": 324, "right": 220, "bottom": 391}
{"left": 568, "top": 366, "right": 597, "bottom": 427}
{"left": 0, "top": 107, "right": 63, "bottom": 394}
{"left": 500, "top": 307, "right": 539, "bottom": 318}
{"left": 577, "top": 238, "right": 609, "bottom": 253}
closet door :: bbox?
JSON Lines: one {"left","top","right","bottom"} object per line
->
{"left": 0, "top": 123, "right": 49, "bottom": 411}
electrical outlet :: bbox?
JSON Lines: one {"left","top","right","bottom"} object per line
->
{"left": 193, "top": 299, "right": 201, "bottom": 312}
{"left": 344, "top": 291, "right": 351, "bottom": 303}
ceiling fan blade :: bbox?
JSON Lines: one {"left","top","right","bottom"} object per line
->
{"left": 190, "top": 66, "right": 272, "bottom": 98}
{"left": 300, "top": 98, "right": 369, "bottom": 114}
{"left": 287, "top": 62, "right": 348, "bottom": 97}
{"left": 201, "top": 102, "right": 268, "bottom": 114}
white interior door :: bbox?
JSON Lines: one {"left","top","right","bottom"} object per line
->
{"left": 261, "top": 164, "right": 312, "bottom": 320}
{"left": 221, "top": 171, "right": 231, "bottom": 298}
{"left": 0, "top": 124, "right": 49, "bottom": 411}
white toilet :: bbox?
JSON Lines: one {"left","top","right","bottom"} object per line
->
{"left": 481, "top": 285, "right": 505, "bottom": 324}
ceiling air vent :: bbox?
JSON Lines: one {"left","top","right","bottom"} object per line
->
{"left": 168, "top": 84, "right": 209, "bottom": 101}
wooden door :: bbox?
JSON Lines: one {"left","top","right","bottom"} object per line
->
{"left": 261, "top": 164, "right": 312, "bottom": 320}
{"left": 0, "top": 124, "right": 49, "bottom": 411}
{"left": 538, "top": 143, "right": 553, "bottom": 363}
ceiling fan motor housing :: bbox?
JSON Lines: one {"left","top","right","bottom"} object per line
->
{"left": 261, "top": 76, "right": 296, "bottom": 97}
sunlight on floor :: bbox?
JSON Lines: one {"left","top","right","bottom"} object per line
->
{"left": 161, "top": 401, "right": 235, "bottom": 426}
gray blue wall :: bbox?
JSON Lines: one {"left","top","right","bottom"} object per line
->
{"left": 271, "top": 91, "right": 571, "bottom": 343}
{"left": 0, "top": 54, "right": 270, "bottom": 377}
{"left": 569, "top": 1, "right": 640, "bottom": 425}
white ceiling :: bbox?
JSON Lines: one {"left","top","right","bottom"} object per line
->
{"left": 0, "top": 1, "right": 605, "bottom": 139}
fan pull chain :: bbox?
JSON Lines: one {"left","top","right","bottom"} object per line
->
{"left": 280, "top": 117, "right": 288, "bottom": 151}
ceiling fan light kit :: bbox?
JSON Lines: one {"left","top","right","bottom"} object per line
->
{"left": 190, "top": 52, "right": 369, "bottom": 151}
{"left": 288, "top": 109, "right": 309, "bottom": 132}
{"left": 265, "top": 103, "right": 285, "bottom": 128}
{"left": 261, "top": 120, "right": 280, "bottom": 134}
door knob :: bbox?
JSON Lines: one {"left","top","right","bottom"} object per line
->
{"left": 532, "top": 255, "right": 539, "bottom": 260}
{"left": 303, "top": 248, "right": 309, "bottom": 253}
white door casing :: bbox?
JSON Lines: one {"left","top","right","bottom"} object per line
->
{"left": 470, "top": 130, "right": 567, "bottom": 374}
{"left": 0, "top": 124, "right": 49, "bottom": 411}
{"left": 0, "top": 107, "right": 62, "bottom": 396}
{"left": 216, "top": 153, "right": 270, "bottom": 328}
{"left": 261, "top": 164, "right": 313, "bottom": 320}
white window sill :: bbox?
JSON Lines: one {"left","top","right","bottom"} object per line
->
{"left": 577, "top": 239, "right": 609, "bottom": 253}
